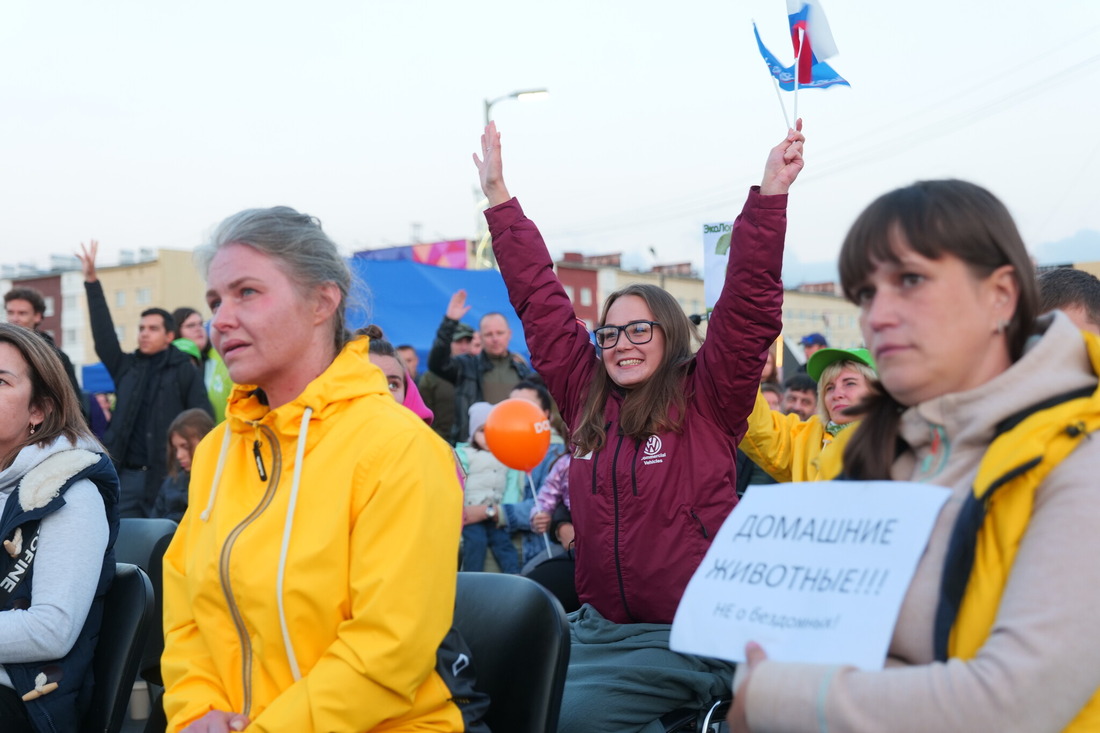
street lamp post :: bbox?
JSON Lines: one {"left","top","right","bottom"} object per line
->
{"left": 483, "top": 88, "right": 549, "bottom": 125}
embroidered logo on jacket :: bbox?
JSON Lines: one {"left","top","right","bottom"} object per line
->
{"left": 642, "top": 435, "right": 666, "bottom": 465}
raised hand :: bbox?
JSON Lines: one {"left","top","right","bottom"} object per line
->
{"left": 472, "top": 121, "right": 511, "bottom": 207}
{"left": 760, "top": 119, "right": 806, "bottom": 196}
{"left": 76, "top": 239, "right": 99, "bottom": 283}
{"left": 446, "top": 290, "right": 472, "bottom": 322}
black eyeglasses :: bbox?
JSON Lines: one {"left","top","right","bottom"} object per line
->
{"left": 593, "top": 320, "right": 661, "bottom": 348}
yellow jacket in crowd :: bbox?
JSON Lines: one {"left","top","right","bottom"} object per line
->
{"left": 738, "top": 388, "right": 854, "bottom": 483}
{"left": 161, "top": 337, "right": 466, "bottom": 732}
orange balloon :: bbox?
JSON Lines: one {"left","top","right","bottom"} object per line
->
{"left": 484, "top": 398, "right": 552, "bottom": 472}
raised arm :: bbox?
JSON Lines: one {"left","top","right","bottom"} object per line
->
{"left": 693, "top": 124, "right": 806, "bottom": 438}
{"left": 476, "top": 123, "right": 597, "bottom": 424}
{"left": 426, "top": 291, "right": 471, "bottom": 385}
{"left": 738, "top": 388, "right": 815, "bottom": 483}
{"left": 76, "top": 239, "right": 99, "bottom": 284}
{"left": 78, "top": 239, "right": 127, "bottom": 376}
{"left": 760, "top": 119, "right": 805, "bottom": 196}
{"left": 473, "top": 121, "right": 511, "bottom": 207}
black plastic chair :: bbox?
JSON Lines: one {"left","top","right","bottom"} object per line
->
{"left": 522, "top": 554, "right": 581, "bottom": 613}
{"left": 82, "top": 563, "right": 154, "bottom": 733}
{"left": 114, "top": 518, "right": 178, "bottom": 683}
{"left": 453, "top": 572, "right": 570, "bottom": 733}
{"left": 114, "top": 517, "right": 178, "bottom": 733}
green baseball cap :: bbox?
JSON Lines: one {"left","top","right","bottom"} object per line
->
{"left": 452, "top": 323, "right": 476, "bottom": 342}
{"left": 807, "top": 347, "right": 875, "bottom": 383}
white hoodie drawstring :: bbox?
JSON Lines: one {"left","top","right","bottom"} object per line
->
{"left": 200, "top": 409, "right": 309, "bottom": 681}
{"left": 276, "top": 406, "right": 311, "bottom": 682}
{"left": 200, "top": 428, "right": 232, "bottom": 522}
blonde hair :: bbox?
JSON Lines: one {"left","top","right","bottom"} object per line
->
{"left": 817, "top": 360, "right": 876, "bottom": 424}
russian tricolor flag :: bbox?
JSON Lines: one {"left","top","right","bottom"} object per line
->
{"left": 787, "top": 0, "right": 840, "bottom": 84}
{"left": 754, "top": 23, "right": 848, "bottom": 91}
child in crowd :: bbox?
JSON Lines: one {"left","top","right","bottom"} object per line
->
{"left": 153, "top": 408, "right": 215, "bottom": 522}
{"left": 530, "top": 453, "right": 572, "bottom": 546}
{"left": 457, "top": 402, "right": 519, "bottom": 573}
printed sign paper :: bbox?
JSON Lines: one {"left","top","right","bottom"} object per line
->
{"left": 671, "top": 481, "right": 950, "bottom": 670}
{"left": 703, "top": 221, "right": 734, "bottom": 310}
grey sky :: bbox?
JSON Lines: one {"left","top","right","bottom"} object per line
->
{"left": 2, "top": 0, "right": 1098, "bottom": 285}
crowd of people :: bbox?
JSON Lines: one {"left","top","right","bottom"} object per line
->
{"left": 0, "top": 119, "right": 1098, "bottom": 732}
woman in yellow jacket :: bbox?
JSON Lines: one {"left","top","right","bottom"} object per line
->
{"left": 738, "top": 347, "right": 874, "bottom": 482}
{"left": 161, "top": 207, "right": 477, "bottom": 732}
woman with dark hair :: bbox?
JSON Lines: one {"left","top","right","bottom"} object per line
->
{"left": 759, "top": 341, "right": 781, "bottom": 387}
{"left": 152, "top": 408, "right": 215, "bottom": 523}
{"left": 729, "top": 180, "right": 1100, "bottom": 732}
{"left": 0, "top": 324, "right": 119, "bottom": 732}
{"left": 356, "top": 324, "right": 435, "bottom": 423}
{"left": 474, "top": 120, "right": 806, "bottom": 730}
{"left": 161, "top": 208, "right": 482, "bottom": 732}
{"left": 172, "top": 307, "right": 232, "bottom": 423}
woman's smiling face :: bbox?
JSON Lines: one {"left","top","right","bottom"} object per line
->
{"left": 599, "top": 295, "right": 665, "bottom": 389}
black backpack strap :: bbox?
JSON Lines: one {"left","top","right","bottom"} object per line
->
{"left": 435, "top": 627, "right": 491, "bottom": 732}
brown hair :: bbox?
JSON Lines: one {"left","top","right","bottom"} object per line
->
{"left": 356, "top": 324, "right": 406, "bottom": 389}
{"left": 4, "top": 287, "right": 46, "bottom": 316}
{"left": 1037, "top": 268, "right": 1100, "bottom": 328}
{"left": 356, "top": 324, "right": 396, "bottom": 357}
{"left": 760, "top": 341, "right": 780, "bottom": 386}
{"left": 838, "top": 180, "right": 1038, "bottom": 479}
{"left": 572, "top": 284, "right": 700, "bottom": 454}
{"left": 165, "top": 408, "right": 215, "bottom": 477}
{"left": 0, "top": 324, "right": 100, "bottom": 469}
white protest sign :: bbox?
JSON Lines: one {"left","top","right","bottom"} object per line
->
{"left": 671, "top": 481, "right": 950, "bottom": 670}
{"left": 703, "top": 221, "right": 734, "bottom": 310}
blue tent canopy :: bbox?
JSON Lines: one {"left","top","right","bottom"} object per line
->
{"left": 346, "top": 259, "right": 531, "bottom": 368}
{"left": 81, "top": 362, "right": 115, "bottom": 393}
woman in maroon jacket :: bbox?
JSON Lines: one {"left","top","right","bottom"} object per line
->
{"left": 474, "top": 121, "right": 805, "bottom": 731}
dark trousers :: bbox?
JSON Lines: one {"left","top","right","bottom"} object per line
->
{"left": 119, "top": 466, "right": 152, "bottom": 518}
{"left": 0, "top": 685, "right": 35, "bottom": 733}
{"left": 461, "top": 522, "right": 520, "bottom": 573}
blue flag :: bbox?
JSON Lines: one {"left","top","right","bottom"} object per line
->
{"left": 754, "top": 23, "right": 849, "bottom": 91}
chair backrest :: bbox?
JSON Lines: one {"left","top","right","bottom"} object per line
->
{"left": 453, "top": 572, "right": 570, "bottom": 733}
{"left": 522, "top": 555, "right": 580, "bottom": 613}
{"left": 115, "top": 517, "right": 178, "bottom": 685}
{"left": 114, "top": 518, "right": 179, "bottom": 569}
{"left": 83, "top": 563, "right": 154, "bottom": 733}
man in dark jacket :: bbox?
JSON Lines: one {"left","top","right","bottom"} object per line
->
{"left": 427, "top": 289, "right": 534, "bottom": 443}
{"left": 419, "top": 322, "right": 475, "bottom": 444}
{"left": 78, "top": 240, "right": 212, "bottom": 517}
{"left": 4, "top": 286, "right": 85, "bottom": 415}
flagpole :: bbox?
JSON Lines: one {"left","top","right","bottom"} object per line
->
{"left": 770, "top": 75, "right": 791, "bottom": 130}
{"left": 529, "top": 472, "right": 553, "bottom": 558}
{"left": 793, "top": 27, "right": 802, "bottom": 125}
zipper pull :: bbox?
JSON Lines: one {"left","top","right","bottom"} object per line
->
{"left": 253, "top": 440, "right": 268, "bottom": 481}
